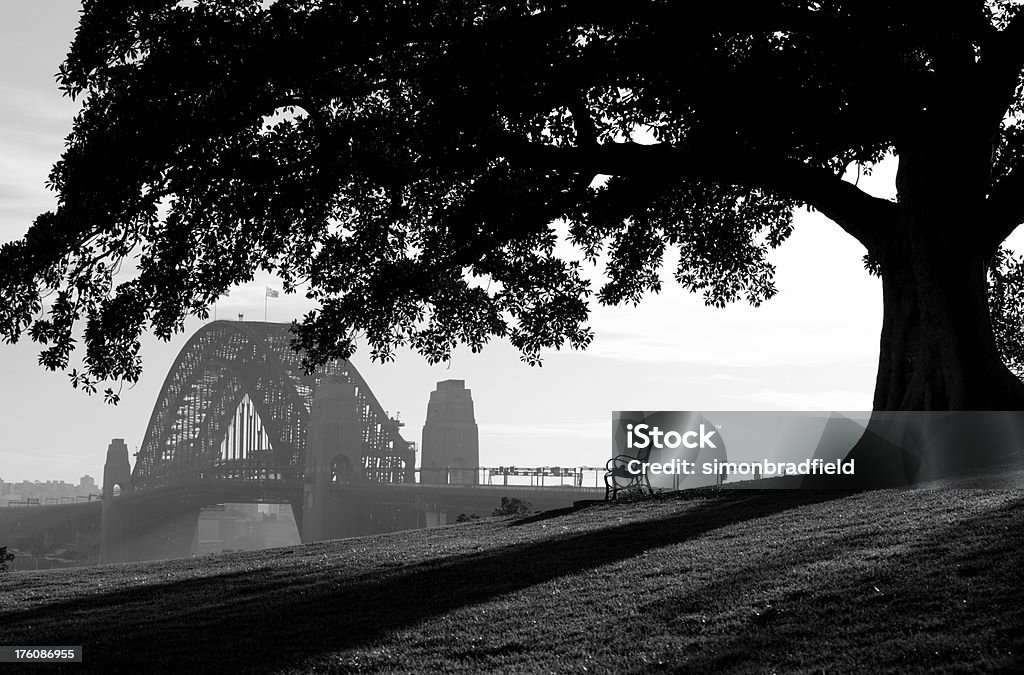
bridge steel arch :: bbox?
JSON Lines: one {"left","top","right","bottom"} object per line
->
{"left": 133, "top": 321, "right": 414, "bottom": 491}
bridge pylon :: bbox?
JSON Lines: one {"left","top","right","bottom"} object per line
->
{"left": 100, "top": 438, "right": 201, "bottom": 564}
{"left": 100, "top": 438, "right": 132, "bottom": 563}
{"left": 302, "top": 376, "right": 369, "bottom": 542}
{"left": 421, "top": 380, "right": 479, "bottom": 485}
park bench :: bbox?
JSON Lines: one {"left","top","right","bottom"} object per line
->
{"left": 604, "top": 445, "right": 654, "bottom": 500}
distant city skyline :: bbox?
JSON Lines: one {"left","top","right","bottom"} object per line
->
{"left": 4, "top": 1, "right": 1002, "bottom": 484}
{"left": 0, "top": 473, "right": 99, "bottom": 503}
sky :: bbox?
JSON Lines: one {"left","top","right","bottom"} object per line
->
{"left": 0, "top": 1, "right": 900, "bottom": 484}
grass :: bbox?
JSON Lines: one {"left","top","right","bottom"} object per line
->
{"left": 0, "top": 485, "right": 1022, "bottom": 673}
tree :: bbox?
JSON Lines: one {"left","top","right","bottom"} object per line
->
{"left": 0, "top": 546, "right": 14, "bottom": 573}
{"left": 492, "top": 497, "right": 532, "bottom": 517}
{"left": 1, "top": 0, "right": 1024, "bottom": 413}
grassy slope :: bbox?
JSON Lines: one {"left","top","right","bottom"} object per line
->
{"left": 0, "top": 487, "right": 1022, "bottom": 674}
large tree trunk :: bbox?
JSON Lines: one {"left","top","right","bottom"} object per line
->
{"left": 829, "top": 147, "right": 1024, "bottom": 487}
{"left": 872, "top": 246, "right": 1024, "bottom": 411}
{"left": 873, "top": 146, "right": 1024, "bottom": 411}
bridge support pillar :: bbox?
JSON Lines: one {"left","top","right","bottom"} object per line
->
{"left": 289, "top": 500, "right": 304, "bottom": 537}
{"left": 303, "top": 377, "right": 370, "bottom": 542}
{"left": 421, "top": 380, "right": 479, "bottom": 485}
{"left": 100, "top": 438, "right": 133, "bottom": 564}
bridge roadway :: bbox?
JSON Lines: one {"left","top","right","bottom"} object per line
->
{"left": 109, "top": 476, "right": 604, "bottom": 538}
{"left": 106, "top": 475, "right": 604, "bottom": 513}
{"left": 3, "top": 475, "right": 605, "bottom": 565}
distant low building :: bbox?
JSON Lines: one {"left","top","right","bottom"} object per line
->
{"left": 2, "top": 477, "right": 101, "bottom": 502}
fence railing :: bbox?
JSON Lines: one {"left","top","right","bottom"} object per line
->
{"left": 404, "top": 466, "right": 607, "bottom": 489}
{"left": 3, "top": 494, "right": 102, "bottom": 507}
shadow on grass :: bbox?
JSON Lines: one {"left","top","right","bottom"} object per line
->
{"left": 0, "top": 490, "right": 850, "bottom": 673}
{"left": 630, "top": 494, "right": 1024, "bottom": 673}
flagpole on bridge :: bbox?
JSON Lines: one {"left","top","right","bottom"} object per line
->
{"left": 265, "top": 286, "right": 279, "bottom": 322}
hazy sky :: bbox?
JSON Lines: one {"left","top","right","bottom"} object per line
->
{"left": 0, "top": 1, "right": 904, "bottom": 483}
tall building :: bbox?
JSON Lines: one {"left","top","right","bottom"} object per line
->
{"left": 421, "top": 380, "right": 479, "bottom": 484}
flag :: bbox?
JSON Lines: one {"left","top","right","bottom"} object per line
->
{"left": 266, "top": 287, "right": 279, "bottom": 298}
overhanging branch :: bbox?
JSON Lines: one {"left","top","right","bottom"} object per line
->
{"left": 501, "top": 140, "right": 897, "bottom": 249}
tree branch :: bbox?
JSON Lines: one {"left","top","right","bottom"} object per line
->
{"left": 501, "top": 140, "right": 897, "bottom": 249}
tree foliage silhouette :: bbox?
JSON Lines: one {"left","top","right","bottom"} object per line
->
{"left": 2, "top": 0, "right": 1024, "bottom": 410}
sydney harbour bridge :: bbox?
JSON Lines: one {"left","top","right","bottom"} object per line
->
{"left": 3, "top": 321, "right": 601, "bottom": 564}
